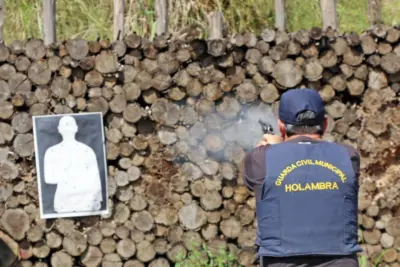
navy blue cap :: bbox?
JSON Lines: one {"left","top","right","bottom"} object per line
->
{"left": 279, "top": 88, "right": 325, "bottom": 125}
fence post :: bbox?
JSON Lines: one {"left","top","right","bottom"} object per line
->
{"left": 0, "top": 0, "right": 4, "bottom": 43}
{"left": 274, "top": 0, "right": 286, "bottom": 31}
{"left": 155, "top": 0, "right": 168, "bottom": 36}
{"left": 368, "top": 0, "right": 381, "bottom": 25}
{"left": 43, "top": 0, "right": 56, "bottom": 45}
{"left": 320, "top": 0, "right": 338, "bottom": 30}
{"left": 113, "top": 0, "right": 125, "bottom": 41}
{"left": 207, "top": 11, "right": 223, "bottom": 39}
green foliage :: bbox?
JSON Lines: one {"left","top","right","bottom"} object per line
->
{"left": 358, "top": 250, "right": 388, "bottom": 267}
{"left": 4, "top": 0, "right": 400, "bottom": 44}
{"left": 215, "top": 0, "right": 274, "bottom": 34}
{"left": 358, "top": 226, "right": 388, "bottom": 267}
{"left": 174, "top": 243, "right": 239, "bottom": 267}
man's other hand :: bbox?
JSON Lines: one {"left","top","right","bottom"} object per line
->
{"left": 256, "top": 134, "right": 283, "bottom": 147}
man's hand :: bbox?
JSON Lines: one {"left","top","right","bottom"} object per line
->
{"left": 256, "top": 134, "right": 283, "bottom": 147}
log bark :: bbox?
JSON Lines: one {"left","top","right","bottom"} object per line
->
{"left": 318, "top": 84, "right": 335, "bottom": 102}
{"left": 386, "top": 28, "right": 400, "bottom": 43}
{"left": 380, "top": 233, "right": 394, "bottom": 248}
{"left": 199, "top": 190, "right": 222, "bottom": 211}
{"left": 15, "top": 56, "right": 31, "bottom": 73}
{"left": 347, "top": 78, "right": 365, "bottom": 96}
{"left": 220, "top": 216, "right": 242, "bottom": 239}
{"left": 303, "top": 58, "right": 323, "bottom": 81}
{"left": 0, "top": 209, "right": 29, "bottom": 240}
{"left": 238, "top": 228, "right": 257, "bottom": 248}
{"left": 272, "top": 59, "right": 303, "bottom": 88}
{"left": 260, "top": 29, "right": 275, "bottom": 43}
{"left": 130, "top": 194, "right": 148, "bottom": 212}
{"left": 136, "top": 240, "right": 156, "bottom": 263}
{"left": 0, "top": 122, "right": 14, "bottom": 144}
{"left": 123, "top": 103, "right": 144, "bottom": 123}
{"left": 382, "top": 247, "right": 397, "bottom": 263}
{"left": 152, "top": 72, "right": 172, "bottom": 91}
{"left": 100, "top": 238, "right": 117, "bottom": 254}
{"left": 26, "top": 39, "right": 46, "bottom": 60}
{"left": 132, "top": 211, "right": 154, "bottom": 232}
{"left": 80, "top": 246, "right": 103, "bottom": 267}
{"left": 178, "top": 203, "right": 207, "bottom": 231}
{"left": 381, "top": 53, "right": 400, "bottom": 73}
{"left": 0, "top": 80, "right": 10, "bottom": 102}
{"left": 386, "top": 217, "right": 400, "bottom": 237}
{"left": 62, "top": 231, "right": 88, "bottom": 256}
{"left": 51, "top": 251, "right": 73, "bottom": 267}
{"left": 32, "top": 241, "right": 51, "bottom": 259}
{"left": 8, "top": 73, "right": 31, "bottom": 97}
{"left": 151, "top": 99, "right": 180, "bottom": 126}
{"left": 102, "top": 253, "right": 122, "bottom": 267}
{"left": 378, "top": 41, "right": 392, "bottom": 55}
{"left": 13, "top": 133, "right": 34, "bottom": 157}
{"left": 269, "top": 45, "right": 287, "bottom": 61}
{"left": 0, "top": 100, "right": 13, "bottom": 119}
{"left": 46, "top": 231, "right": 62, "bottom": 249}
{"left": 363, "top": 229, "right": 381, "bottom": 245}
{"left": 27, "top": 225, "right": 43, "bottom": 243}
{"left": 0, "top": 64, "right": 16, "bottom": 81}
{"left": 95, "top": 50, "right": 119, "bottom": 74}
{"left": 65, "top": 39, "right": 89, "bottom": 60}
{"left": 236, "top": 80, "right": 258, "bottom": 103}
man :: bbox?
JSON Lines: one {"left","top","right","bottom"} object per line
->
{"left": 241, "top": 88, "right": 362, "bottom": 267}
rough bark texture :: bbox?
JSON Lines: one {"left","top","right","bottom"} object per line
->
{"left": 0, "top": 28, "right": 399, "bottom": 267}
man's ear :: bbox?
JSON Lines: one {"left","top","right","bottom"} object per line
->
{"left": 322, "top": 117, "right": 328, "bottom": 134}
{"left": 278, "top": 119, "right": 286, "bottom": 138}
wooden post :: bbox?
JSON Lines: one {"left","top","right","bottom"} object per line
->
{"left": 42, "top": 0, "right": 56, "bottom": 45}
{"left": 0, "top": 0, "right": 4, "bottom": 43}
{"left": 207, "top": 11, "right": 223, "bottom": 39}
{"left": 320, "top": 0, "right": 338, "bottom": 30}
{"left": 113, "top": 0, "right": 125, "bottom": 41}
{"left": 155, "top": 0, "right": 168, "bottom": 36}
{"left": 274, "top": 0, "right": 286, "bottom": 31}
{"left": 368, "top": 0, "right": 382, "bottom": 25}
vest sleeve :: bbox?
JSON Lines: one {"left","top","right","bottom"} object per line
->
{"left": 341, "top": 144, "right": 361, "bottom": 179}
{"left": 241, "top": 145, "right": 270, "bottom": 193}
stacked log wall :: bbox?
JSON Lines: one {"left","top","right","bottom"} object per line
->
{"left": 0, "top": 25, "right": 399, "bottom": 267}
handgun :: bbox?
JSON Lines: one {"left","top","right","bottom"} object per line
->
{"left": 258, "top": 119, "right": 274, "bottom": 134}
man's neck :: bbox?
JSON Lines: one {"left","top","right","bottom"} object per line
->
{"left": 285, "top": 134, "right": 322, "bottom": 141}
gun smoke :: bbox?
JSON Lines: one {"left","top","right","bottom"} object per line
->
{"left": 156, "top": 100, "right": 280, "bottom": 168}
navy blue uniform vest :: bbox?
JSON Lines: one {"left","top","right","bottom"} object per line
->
{"left": 256, "top": 140, "right": 362, "bottom": 257}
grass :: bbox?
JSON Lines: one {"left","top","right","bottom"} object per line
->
{"left": 358, "top": 250, "right": 388, "bottom": 267}
{"left": 172, "top": 240, "right": 387, "bottom": 267}
{"left": 3, "top": 0, "right": 400, "bottom": 44}
{"left": 357, "top": 226, "right": 388, "bottom": 267}
{"left": 174, "top": 243, "right": 238, "bottom": 267}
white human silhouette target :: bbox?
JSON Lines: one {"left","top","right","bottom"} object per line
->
{"left": 33, "top": 112, "right": 108, "bottom": 219}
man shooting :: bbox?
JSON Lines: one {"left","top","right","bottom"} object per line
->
{"left": 241, "top": 88, "right": 362, "bottom": 267}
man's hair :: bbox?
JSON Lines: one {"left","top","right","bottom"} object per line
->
{"left": 284, "top": 110, "right": 324, "bottom": 137}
